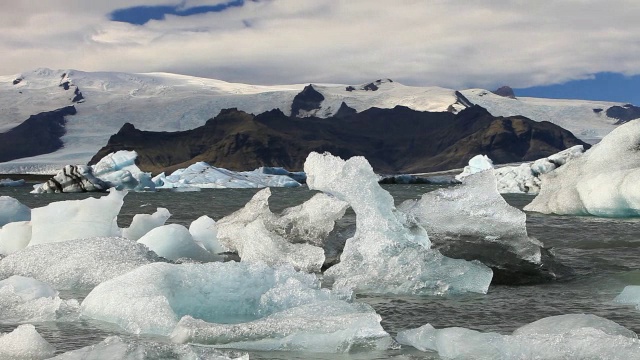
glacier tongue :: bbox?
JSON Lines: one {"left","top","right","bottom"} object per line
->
{"left": 304, "top": 152, "right": 492, "bottom": 295}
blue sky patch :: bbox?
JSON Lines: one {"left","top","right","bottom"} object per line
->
{"left": 516, "top": 72, "right": 640, "bottom": 105}
{"left": 110, "top": 0, "right": 245, "bottom": 25}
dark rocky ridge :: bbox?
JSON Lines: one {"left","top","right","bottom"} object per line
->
{"left": 493, "top": 86, "right": 516, "bottom": 99}
{"left": 0, "top": 106, "right": 76, "bottom": 163}
{"left": 606, "top": 104, "right": 640, "bottom": 124}
{"left": 290, "top": 85, "right": 324, "bottom": 117}
{"left": 90, "top": 105, "right": 588, "bottom": 175}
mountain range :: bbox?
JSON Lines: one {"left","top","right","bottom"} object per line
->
{"left": 0, "top": 69, "right": 636, "bottom": 174}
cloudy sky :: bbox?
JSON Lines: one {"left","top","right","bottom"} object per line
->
{"left": 3, "top": 0, "right": 640, "bottom": 102}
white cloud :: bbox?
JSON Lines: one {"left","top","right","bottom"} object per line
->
{"left": 1, "top": 0, "right": 640, "bottom": 89}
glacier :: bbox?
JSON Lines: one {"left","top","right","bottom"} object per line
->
{"left": 397, "top": 314, "right": 640, "bottom": 359}
{"left": 81, "top": 262, "right": 392, "bottom": 352}
{"left": 304, "top": 152, "right": 493, "bottom": 295}
{"left": 525, "top": 119, "right": 640, "bottom": 216}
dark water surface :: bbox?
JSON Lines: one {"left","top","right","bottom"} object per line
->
{"left": 1, "top": 185, "right": 640, "bottom": 359}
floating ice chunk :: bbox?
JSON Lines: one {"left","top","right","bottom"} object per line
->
{"left": 123, "top": 207, "right": 171, "bottom": 241}
{"left": 397, "top": 314, "right": 640, "bottom": 359}
{"left": 456, "top": 146, "right": 585, "bottom": 194}
{"left": 526, "top": 121, "right": 640, "bottom": 216}
{"left": 0, "top": 237, "right": 162, "bottom": 290}
{"left": 304, "top": 152, "right": 492, "bottom": 295}
{"left": 81, "top": 262, "right": 392, "bottom": 352}
{"left": 0, "top": 222, "right": 32, "bottom": 255}
{"left": 51, "top": 336, "right": 248, "bottom": 360}
{"left": 0, "top": 178, "right": 26, "bottom": 187}
{"left": 155, "top": 162, "right": 301, "bottom": 189}
{"left": 273, "top": 193, "right": 349, "bottom": 247}
{"left": 28, "top": 190, "right": 124, "bottom": 246}
{"left": 189, "top": 215, "right": 224, "bottom": 254}
{"left": 137, "top": 224, "right": 218, "bottom": 262}
{"left": 0, "top": 197, "right": 30, "bottom": 227}
{"left": 31, "top": 165, "right": 109, "bottom": 193}
{"left": 399, "top": 170, "right": 541, "bottom": 263}
{"left": 216, "top": 189, "right": 327, "bottom": 271}
{"left": 237, "top": 219, "right": 325, "bottom": 272}
{"left": 614, "top": 285, "right": 640, "bottom": 309}
{"left": 455, "top": 154, "right": 493, "bottom": 181}
{"left": 0, "top": 276, "right": 79, "bottom": 323}
{"left": 0, "top": 324, "right": 56, "bottom": 360}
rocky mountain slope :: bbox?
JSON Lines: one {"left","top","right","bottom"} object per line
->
{"left": 89, "top": 106, "right": 588, "bottom": 175}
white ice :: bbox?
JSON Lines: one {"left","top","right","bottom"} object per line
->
{"left": 0, "top": 237, "right": 161, "bottom": 290}
{"left": 0, "top": 276, "right": 79, "bottom": 323}
{"left": 614, "top": 285, "right": 640, "bottom": 309}
{"left": 0, "top": 222, "right": 32, "bottom": 255}
{"left": 137, "top": 224, "right": 219, "bottom": 262}
{"left": 0, "top": 324, "right": 56, "bottom": 360}
{"left": 123, "top": 207, "right": 171, "bottom": 241}
{"left": 304, "top": 152, "right": 492, "bottom": 295}
{"left": 189, "top": 215, "right": 224, "bottom": 254}
{"left": 525, "top": 120, "right": 640, "bottom": 216}
{"left": 399, "top": 169, "right": 542, "bottom": 263}
{"left": 216, "top": 188, "right": 328, "bottom": 272}
{"left": 456, "top": 146, "right": 585, "bottom": 194}
{"left": 51, "top": 336, "right": 248, "bottom": 360}
{"left": 0, "top": 197, "right": 30, "bottom": 227}
{"left": 154, "top": 162, "right": 301, "bottom": 189}
{"left": 397, "top": 314, "right": 640, "bottom": 359}
{"left": 28, "top": 190, "right": 124, "bottom": 246}
{"left": 81, "top": 262, "right": 392, "bottom": 352}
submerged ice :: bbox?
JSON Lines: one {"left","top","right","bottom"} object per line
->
{"left": 397, "top": 314, "right": 640, "bottom": 359}
{"left": 81, "top": 262, "right": 392, "bottom": 352}
{"left": 304, "top": 152, "right": 492, "bottom": 295}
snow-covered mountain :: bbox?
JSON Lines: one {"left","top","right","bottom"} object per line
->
{"left": 0, "top": 68, "right": 632, "bottom": 173}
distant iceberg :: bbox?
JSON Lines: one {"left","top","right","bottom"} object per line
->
{"left": 0, "top": 178, "right": 25, "bottom": 187}
{"left": 456, "top": 145, "right": 585, "bottom": 194}
{"left": 153, "top": 162, "right": 303, "bottom": 189}
{"left": 525, "top": 120, "right": 640, "bottom": 216}
{"left": 397, "top": 314, "right": 640, "bottom": 359}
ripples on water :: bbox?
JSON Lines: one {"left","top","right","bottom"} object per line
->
{"left": 2, "top": 185, "right": 640, "bottom": 358}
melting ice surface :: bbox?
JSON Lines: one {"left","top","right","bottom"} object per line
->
{"left": 456, "top": 145, "right": 585, "bottom": 194}
{"left": 81, "top": 262, "right": 392, "bottom": 352}
{"left": 397, "top": 314, "right": 640, "bottom": 359}
{"left": 0, "top": 324, "right": 55, "bottom": 360}
{"left": 153, "top": 161, "right": 302, "bottom": 189}
{"left": 526, "top": 120, "right": 640, "bottom": 216}
{"left": 304, "top": 152, "right": 493, "bottom": 295}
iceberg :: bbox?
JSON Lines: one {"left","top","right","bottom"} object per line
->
{"left": 153, "top": 162, "right": 301, "bottom": 189}
{"left": 122, "top": 207, "right": 171, "bottom": 241}
{"left": 0, "top": 237, "right": 162, "bottom": 290}
{"left": 0, "top": 178, "right": 26, "bottom": 187}
{"left": 304, "top": 152, "right": 492, "bottom": 295}
{"left": 216, "top": 188, "right": 330, "bottom": 272}
{"left": 31, "top": 151, "right": 155, "bottom": 193}
{"left": 397, "top": 169, "right": 572, "bottom": 285}
{"left": 525, "top": 120, "right": 640, "bottom": 216}
{"left": 614, "top": 285, "right": 640, "bottom": 309}
{"left": 137, "top": 224, "right": 220, "bottom": 262}
{"left": 81, "top": 262, "right": 392, "bottom": 352}
{"left": 0, "top": 276, "right": 79, "bottom": 323}
{"left": 51, "top": 336, "right": 248, "bottom": 360}
{"left": 0, "top": 197, "right": 30, "bottom": 227}
{"left": 189, "top": 215, "right": 224, "bottom": 254}
{"left": 397, "top": 314, "right": 640, "bottom": 359}
{"left": 0, "top": 221, "right": 32, "bottom": 255}
{"left": 28, "top": 189, "right": 124, "bottom": 246}
{"left": 0, "top": 324, "right": 56, "bottom": 360}
{"left": 456, "top": 146, "right": 585, "bottom": 194}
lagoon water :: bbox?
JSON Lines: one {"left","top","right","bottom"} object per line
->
{"left": 2, "top": 184, "right": 640, "bottom": 359}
